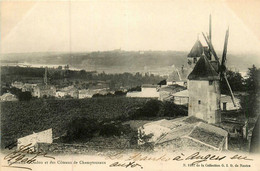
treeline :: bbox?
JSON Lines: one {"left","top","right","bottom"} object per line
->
{"left": 1, "top": 66, "right": 165, "bottom": 89}
{"left": 239, "top": 65, "right": 260, "bottom": 118}
{"left": 221, "top": 65, "right": 260, "bottom": 94}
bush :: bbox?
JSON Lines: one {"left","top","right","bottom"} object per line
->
{"left": 99, "top": 122, "right": 133, "bottom": 137}
{"left": 65, "top": 118, "right": 101, "bottom": 142}
{"left": 140, "top": 99, "right": 162, "bottom": 117}
{"left": 99, "top": 123, "right": 122, "bottom": 137}
{"left": 131, "top": 99, "right": 188, "bottom": 119}
{"left": 158, "top": 101, "right": 188, "bottom": 117}
{"left": 18, "top": 91, "right": 32, "bottom": 101}
{"left": 114, "top": 91, "right": 126, "bottom": 96}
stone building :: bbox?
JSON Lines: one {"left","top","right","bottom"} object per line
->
{"left": 187, "top": 55, "right": 221, "bottom": 124}
{"left": 32, "top": 85, "right": 56, "bottom": 98}
{"left": 159, "top": 85, "right": 186, "bottom": 101}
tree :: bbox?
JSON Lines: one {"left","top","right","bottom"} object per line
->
{"left": 220, "top": 70, "right": 245, "bottom": 94}
{"left": 245, "top": 65, "right": 259, "bottom": 93}
{"left": 8, "top": 87, "right": 32, "bottom": 101}
{"left": 65, "top": 118, "right": 100, "bottom": 142}
{"left": 240, "top": 65, "right": 260, "bottom": 118}
{"left": 158, "top": 79, "right": 167, "bottom": 86}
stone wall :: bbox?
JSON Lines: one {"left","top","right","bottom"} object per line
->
{"left": 17, "top": 129, "right": 52, "bottom": 149}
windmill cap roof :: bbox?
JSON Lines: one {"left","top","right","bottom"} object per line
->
{"left": 187, "top": 39, "right": 203, "bottom": 58}
{"left": 188, "top": 55, "right": 219, "bottom": 80}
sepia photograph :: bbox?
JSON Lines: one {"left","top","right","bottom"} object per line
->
{"left": 1, "top": 0, "right": 260, "bottom": 170}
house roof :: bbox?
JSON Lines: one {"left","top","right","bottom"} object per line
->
{"left": 159, "top": 85, "right": 186, "bottom": 93}
{"left": 188, "top": 55, "right": 219, "bottom": 80}
{"left": 188, "top": 39, "right": 203, "bottom": 58}
{"left": 62, "top": 85, "right": 77, "bottom": 91}
{"left": 36, "top": 85, "right": 56, "bottom": 90}
{"left": 78, "top": 89, "right": 89, "bottom": 94}
{"left": 139, "top": 116, "right": 228, "bottom": 151}
{"left": 1, "top": 93, "right": 17, "bottom": 99}
{"left": 142, "top": 84, "right": 158, "bottom": 88}
{"left": 188, "top": 123, "right": 227, "bottom": 148}
{"left": 221, "top": 95, "right": 239, "bottom": 103}
{"left": 155, "top": 120, "right": 227, "bottom": 150}
{"left": 172, "top": 89, "right": 188, "bottom": 97}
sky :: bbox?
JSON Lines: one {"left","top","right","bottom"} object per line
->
{"left": 1, "top": 0, "right": 260, "bottom": 54}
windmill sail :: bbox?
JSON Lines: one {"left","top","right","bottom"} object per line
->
{"left": 221, "top": 27, "right": 229, "bottom": 75}
{"left": 202, "top": 32, "right": 220, "bottom": 66}
{"left": 221, "top": 28, "right": 236, "bottom": 107}
{"left": 203, "top": 27, "right": 236, "bottom": 107}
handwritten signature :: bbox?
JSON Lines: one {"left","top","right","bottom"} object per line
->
{"left": 2, "top": 142, "right": 254, "bottom": 170}
{"left": 110, "top": 161, "right": 143, "bottom": 169}
{"left": 107, "top": 151, "right": 254, "bottom": 167}
{"left": 2, "top": 143, "right": 55, "bottom": 170}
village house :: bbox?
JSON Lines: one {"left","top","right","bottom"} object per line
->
{"left": 126, "top": 84, "right": 159, "bottom": 98}
{"left": 96, "top": 88, "right": 110, "bottom": 95}
{"left": 22, "top": 83, "right": 37, "bottom": 92}
{"left": 170, "top": 89, "right": 241, "bottom": 111}
{"left": 0, "top": 92, "right": 18, "bottom": 101}
{"left": 33, "top": 85, "right": 56, "bottom": 98}
{"left": 63, "top": 86, "right": 79, "bottom": 98}
{"left": 55, "top": 90, "right": 67, "bottom": 98}
{"left": 78, "top": 89, "right": 92, "bottom": 99}
{"left": 159, "top": 85, "right": 186, "bottom": 101}
{"left": 220, "top": 95, "right": 241, "bottom": 111}
{"left": 172, "top": 89, "right": 189, "bottom": 106}
{"left": 11, "top": 81, "right": 24, "bottom": 89}
{"left": 56, "top": 85, "right": 79, "bottom": 98}
{"left": 141, "top": 84, "right": 159, "bottom": 97}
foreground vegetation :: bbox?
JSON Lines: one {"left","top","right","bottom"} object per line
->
{"left": 1, "top": 97, "right": 187, "bottom": 148}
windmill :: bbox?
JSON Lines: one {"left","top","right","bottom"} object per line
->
{"left": 202, "top": 16, "right": 236, "bottom": 107}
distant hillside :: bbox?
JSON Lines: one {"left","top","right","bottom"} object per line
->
{"left": 1, "top": 51, "right": 259, "bottom": 73}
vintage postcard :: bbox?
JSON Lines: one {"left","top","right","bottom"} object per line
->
{"left": 1, "top": 0, "right": 260, "bottom": 170}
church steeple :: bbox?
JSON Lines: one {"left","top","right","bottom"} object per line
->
{"left": 187, "top": 39, "right": 203, "bottom": 58}
{"left": 44, "top": 67, "right": 48, "bottom": 85}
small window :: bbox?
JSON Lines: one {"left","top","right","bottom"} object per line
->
{"left": 209, "top": 80, "right": 213, "bottom": 85}
{"left": 193, "top": 58, "right": 197, "bottom": 64}
{"left": 223, "top": 102, "right": 227, "bottom": 111}
{"left": 198, "top": 100, "right": 201, "bottom": 104}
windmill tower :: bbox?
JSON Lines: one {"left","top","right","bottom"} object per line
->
{"left": 187, "top": 16, "right": 236, "bottom": 124}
